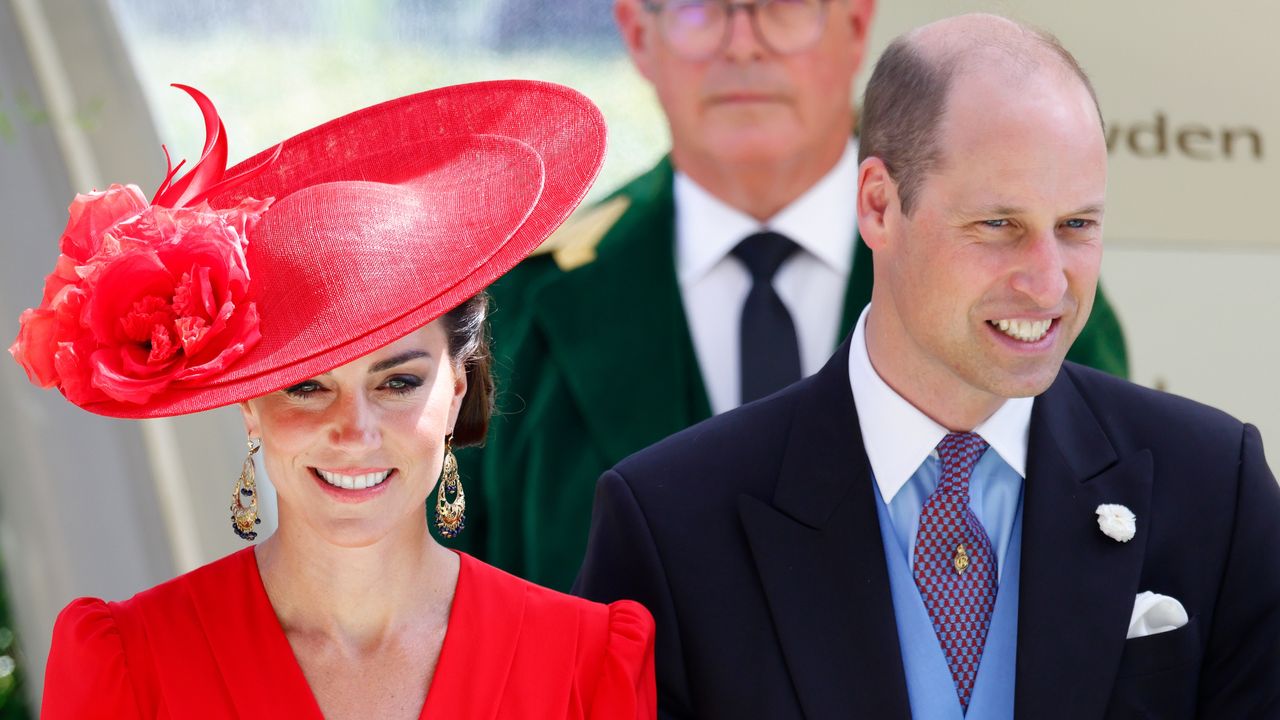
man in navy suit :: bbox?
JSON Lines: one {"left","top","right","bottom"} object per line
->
{"left": 575, "top": 13, "right": 1280, "bottom": 719}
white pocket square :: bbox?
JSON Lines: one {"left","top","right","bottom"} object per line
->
{"left": 1127, "top": 591, "right": 1189, "bottom": 639}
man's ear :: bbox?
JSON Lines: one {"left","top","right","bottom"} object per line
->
{"left": 858, "top": 156, "right": 898, "bottom": 252}
{"left": 615, "top": 0, "right": 659, "bottom": 82}
{"left": 839, "top": 0, "right": 877, "bottom": 71}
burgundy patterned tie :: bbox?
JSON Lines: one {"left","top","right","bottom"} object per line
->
{"left": 913, "top": 432, "right": 997, "bottom": 713}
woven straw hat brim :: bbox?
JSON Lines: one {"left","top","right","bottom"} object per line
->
{"left": 78, "top": 80, "right": 604, "bottom": 418}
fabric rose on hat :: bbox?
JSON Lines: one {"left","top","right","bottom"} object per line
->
{"left": 10, "top": 188, "right": 270, "bottom": 406}
{"left": 12, "top": 184, "right": 148, "bottom": 390}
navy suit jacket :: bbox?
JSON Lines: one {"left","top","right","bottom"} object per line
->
{"left": 575, "top": 339, "right": 1280, "bottom": 719}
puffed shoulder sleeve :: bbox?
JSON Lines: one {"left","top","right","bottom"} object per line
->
{"left": 588, "top": 599, "right": 657, "bottom": 720}
{"left": 42, "top": 598, "right": 142, "bottom": 720}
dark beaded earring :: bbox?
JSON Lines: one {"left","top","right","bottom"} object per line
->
{"left": 230, "top": 438, "right": 262, "bottom": 541}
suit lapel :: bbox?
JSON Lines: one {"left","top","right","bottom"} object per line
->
{"left": 739, "top": 341, "right": 912, "bottom": 719}
{"left": 1015, "top": 366, "right": 1154, "bottom": 718}
{"left": 531, "top": 158, "right": 710, "bottom": 465}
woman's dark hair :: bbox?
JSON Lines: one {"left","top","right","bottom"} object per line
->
{"left": 441, "top": 292, "right": 494, "bottom": 447}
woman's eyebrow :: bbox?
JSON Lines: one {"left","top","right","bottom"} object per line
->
{"left": 369, "top": 350, "right": 430, "bottom": 374}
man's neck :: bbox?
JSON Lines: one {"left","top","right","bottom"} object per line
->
{"left": 864, "top": 303, "right": 1006, "bottom": 432}
{"left": 671, "top": 135, "right": 850, "bottom": 222}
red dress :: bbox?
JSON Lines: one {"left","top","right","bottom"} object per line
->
{"left": 42, "top": 548, "right": 655, "bottom": 719}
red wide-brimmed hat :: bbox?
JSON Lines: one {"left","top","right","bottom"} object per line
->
{"left": 10, "top": 81, "right": 605, "bottom": 418}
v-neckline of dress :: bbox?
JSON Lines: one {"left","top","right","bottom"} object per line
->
{"left": 194, "top": 547, "right": 494, "bottom": 720}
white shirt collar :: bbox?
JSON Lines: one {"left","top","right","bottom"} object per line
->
{"left": 675, "top": 140, "right": 859, "bottom": 285}
{"left": 847, "top": 306, "right": 1033, "bottom": 503}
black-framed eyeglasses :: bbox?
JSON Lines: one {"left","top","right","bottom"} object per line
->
{"left": 641, "top": 0, "right": 834, "bottom": 61}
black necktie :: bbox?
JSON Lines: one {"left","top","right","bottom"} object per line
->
{"left": 732, "top": 231, "right": 802, "bottom": 403}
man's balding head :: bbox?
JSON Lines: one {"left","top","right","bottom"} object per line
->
{"left": 855, "top": 13, "right": 1108, "bottom": 430}
{"left": 859, "top": 13, "right": 1103, "bottom": 215}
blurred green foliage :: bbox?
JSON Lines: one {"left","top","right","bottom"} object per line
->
{"left": 0, "top": 565, "right": 30, "bottom": 719}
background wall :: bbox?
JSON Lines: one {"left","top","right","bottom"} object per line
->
{"left": 0, "top": 0, "right": 1274, "bottom": 711}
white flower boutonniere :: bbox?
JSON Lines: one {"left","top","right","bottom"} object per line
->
{"left": 1096, "top": 503, "right": 1137, "bottom": 543}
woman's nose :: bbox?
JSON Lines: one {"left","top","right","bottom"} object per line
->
{"left": 327, "top": 392, "right": 381, "bottom": 452}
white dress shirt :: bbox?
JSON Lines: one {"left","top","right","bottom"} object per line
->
{"left": 675, "top": 140, "right": 860, "bottom": 415}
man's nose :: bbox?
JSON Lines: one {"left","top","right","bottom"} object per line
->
{"left": 1010, "top": 230, "right": 1069, "bottom": 308}
{"left": 722, "top": 3, "right": 767, "bottom": 61}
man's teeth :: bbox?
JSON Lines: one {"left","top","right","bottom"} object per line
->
{"left": 991, "top": 318, "right": 1052, "bottom": 343}
{"left": 316, "top": 469, "right": 391, "bottom": 490}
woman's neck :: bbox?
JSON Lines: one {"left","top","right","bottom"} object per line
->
{"left": 254, "top": 518, "right": 459, "bottom": 650}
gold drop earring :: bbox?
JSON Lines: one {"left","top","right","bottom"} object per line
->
{"left": 231, "top": 437, "right": 262, "bottom": 541}
{"left": 434, "top": 434, "right": 466, "bottom": 539}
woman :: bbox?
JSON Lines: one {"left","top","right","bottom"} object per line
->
{"left": 12, "top": 82, "right": 654, "bottom": 719}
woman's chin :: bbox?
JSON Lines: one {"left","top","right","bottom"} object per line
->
{"left": 305, "top": 518, "right": 401, "bottom": 549}
{"left": 294, "top": 501, "right": 433, "bottom": 550}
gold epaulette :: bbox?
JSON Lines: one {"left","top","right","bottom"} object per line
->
{"left": 531, "top": 195, "right": 631, "bottom": 271}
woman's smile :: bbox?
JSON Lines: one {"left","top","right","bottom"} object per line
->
{"left": 314, "top": 467, "right": 394, "bottom": 489}
{"left": 309, "top": 467, "right": 397, "bottom": 503}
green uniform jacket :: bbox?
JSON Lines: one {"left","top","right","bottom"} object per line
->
{"left": 451, "top": 157, "right": 1129, "bottom": 592}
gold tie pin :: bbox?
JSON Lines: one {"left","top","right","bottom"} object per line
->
{"left": 953, "top": 544, "right": 970, "bottom": 575}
